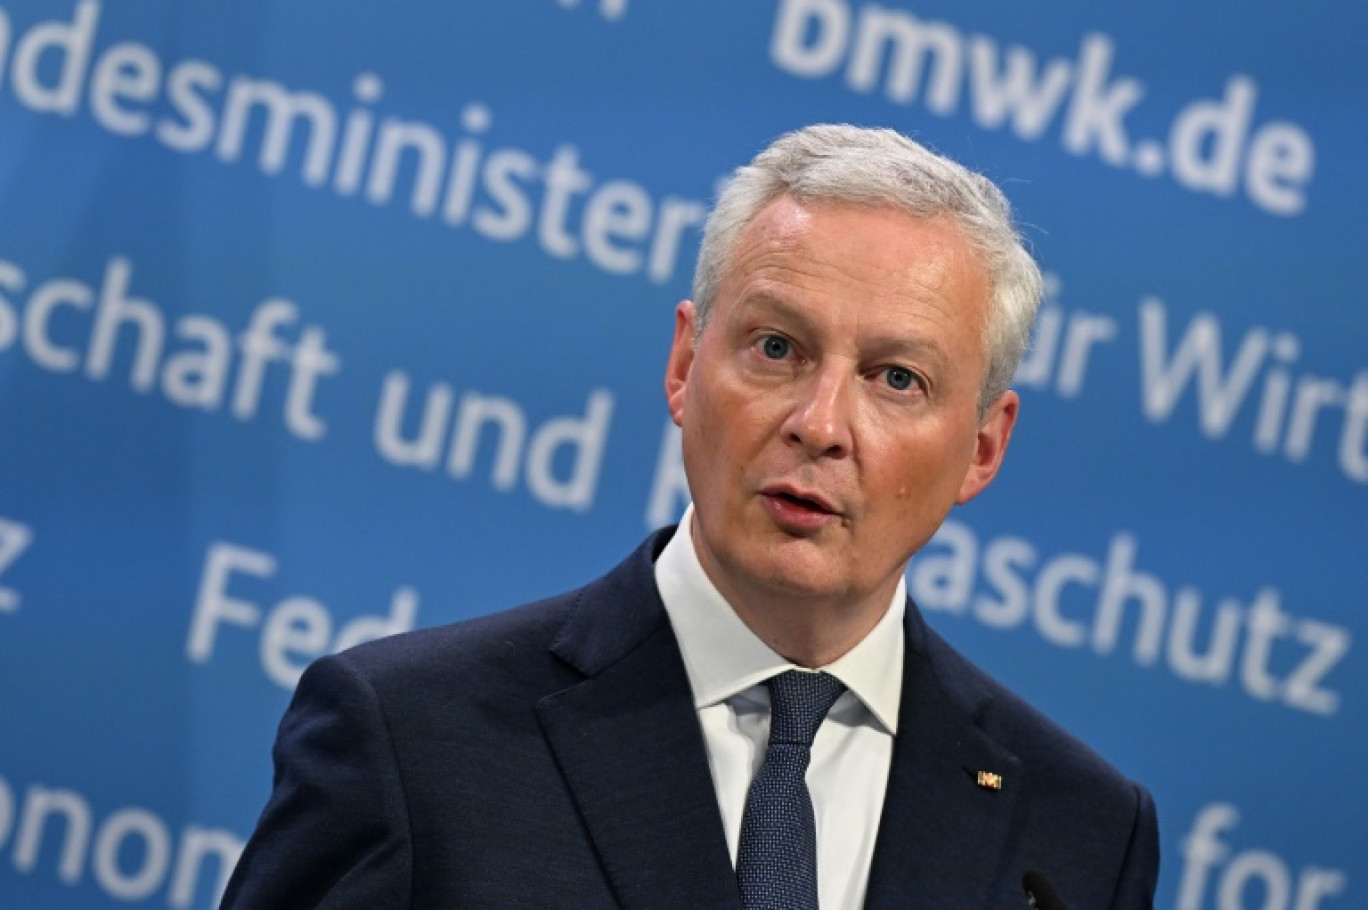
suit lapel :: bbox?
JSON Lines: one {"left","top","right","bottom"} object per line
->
{"left": 864, "top": 604, "right": 1024, "bottom": 909}
{"left": 536, "top": 532, "right": 742, "bottom": 910}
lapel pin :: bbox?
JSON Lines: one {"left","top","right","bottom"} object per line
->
{"left": 976, "top": 771, "right": 1004, "bottom": 791}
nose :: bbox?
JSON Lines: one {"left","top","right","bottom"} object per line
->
{"left": 781, "top": 366, "right": 854, "bottom": 459}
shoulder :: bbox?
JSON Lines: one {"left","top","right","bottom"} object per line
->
{"left": 300, "top": 526, "right": 676, "bottom": 715}
{"left": 314, "top": 589, "right": 586, "bottom": 710}
{"left": 913, "top": 612, "right": 1160, "bottom": 904}
{"left": 916, "top": 611, "right": 1148, "bottom": 807}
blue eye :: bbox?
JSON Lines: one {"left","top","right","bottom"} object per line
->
{"left": 761, "top": 336, "right": 790, "bottom": 359}
{"left": 885, "top": 367, "right": 915, "bottom": 391}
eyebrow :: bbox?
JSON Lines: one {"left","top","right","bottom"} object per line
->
{"left": 731, "top": 291, "right": 955, "bottom": 372}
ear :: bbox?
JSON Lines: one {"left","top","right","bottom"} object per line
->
{"left": 955, "top": 390, "right": 1019, "bottom": 504}
{"left": 664, "top": 300, "right": 697, "bottom": 427}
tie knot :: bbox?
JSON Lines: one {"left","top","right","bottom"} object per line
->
{"left": 766, "top": 670, "right": 846, "bottom": 747}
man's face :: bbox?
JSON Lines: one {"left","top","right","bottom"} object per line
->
{"left": 665, "top": 196, "right": 1017, "bottom": 618}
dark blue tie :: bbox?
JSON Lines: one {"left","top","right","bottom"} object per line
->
{"left": 736, "top": 670, "right": 847, "bottom": 910}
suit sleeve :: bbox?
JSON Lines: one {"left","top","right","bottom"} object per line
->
{"left": 1109, "top": 782, "right": 1161, "bottom": 910}
{"left": 220, "top": 654, "right": 414, "bottom": 909}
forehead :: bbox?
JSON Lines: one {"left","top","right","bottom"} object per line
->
{"left": 715, "top": 195, "right": 991, "bottom": 341}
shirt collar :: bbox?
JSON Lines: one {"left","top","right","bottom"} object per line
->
{"left": 655, "top": 505, "right": 904, "bottom": 733}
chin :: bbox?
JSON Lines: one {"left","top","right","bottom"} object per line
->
{"left": 739, "top": 549, "right": 848, "bottom": 601}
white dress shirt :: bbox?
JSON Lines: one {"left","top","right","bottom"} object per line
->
{"left": 654, "top": 506, "right": 905, "bottom": 910}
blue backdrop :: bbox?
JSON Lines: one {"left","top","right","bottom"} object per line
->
{"left": 1, "top": 2, "right": 1363, "bottom": 908}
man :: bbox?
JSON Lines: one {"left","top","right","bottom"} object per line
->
{"left": 223, "top": 125, "right": 1159, "bottom": 909}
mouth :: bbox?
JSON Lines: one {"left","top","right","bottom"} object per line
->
{"left": 767, "top": 488, "right": 837, "bottom": 513}
{"left": 759, "top": 484, "right": 842, "bottom": 531}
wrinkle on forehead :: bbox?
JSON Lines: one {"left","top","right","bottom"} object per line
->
{"left": 715, "top": 196, "right": 991, "bottom": 375}
{"left": 734, "top": 197, "right": 984, "bottom": 300}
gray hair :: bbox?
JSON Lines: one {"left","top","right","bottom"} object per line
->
{"left": 692, "top": 124, "right": 1043, "bottom": 413}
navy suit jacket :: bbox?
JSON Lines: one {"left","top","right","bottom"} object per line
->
{"left": 222, "top": 528, "right": 1158, "bottom": 909}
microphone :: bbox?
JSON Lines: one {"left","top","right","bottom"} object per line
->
{"left": 1023, "top": 871, "right": 1068, "bottom": 910}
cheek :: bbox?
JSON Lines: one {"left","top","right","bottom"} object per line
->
{"left": 872, "top": 435, "right": 970, "bottom": 508}
{"left": 702, "top": 381, "right": 767, "bottom": 445}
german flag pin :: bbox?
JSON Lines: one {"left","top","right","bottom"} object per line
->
{"left": 976, "top": 771, "right": 1004, "bottom": 791}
